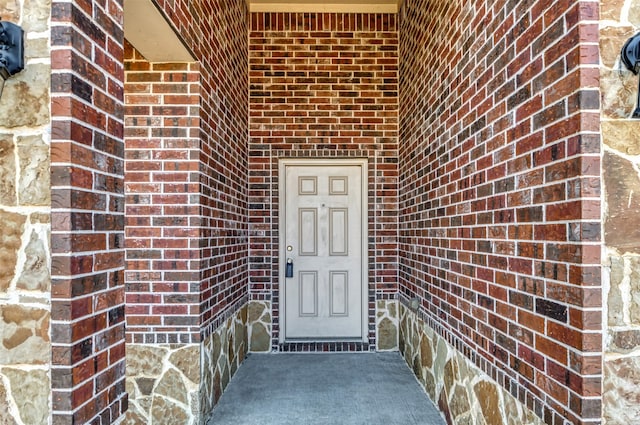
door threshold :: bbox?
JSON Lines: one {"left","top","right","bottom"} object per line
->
{"left": 285, "top": 337, "right": 364, "bottom": 343}
{"left": 278, "top": 340, "right": 372, "bottom": 353}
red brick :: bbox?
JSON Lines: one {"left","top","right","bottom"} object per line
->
{"left": 249, "top": 12, "right": 398, "bottom": 348}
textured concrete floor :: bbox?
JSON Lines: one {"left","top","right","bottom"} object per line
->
{"left": 207, "top": 352, "right": 445, "bottom": 425}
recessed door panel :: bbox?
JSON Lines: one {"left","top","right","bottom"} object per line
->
{"left": 329, "top": 208, "right": 348, "bottom": 256}
{"left": 299, "top": 177, "right": 317, "bottom": 195}
{"left": 299, "top": 271, "right": 318, "bottom": 316}
{"left": 283, "top": 162, "right": 364, "bottom": 339}
{"left": 299, "top": 209, "right": 317, "bottom": 256}
{"left": 329, "top": 176, "right": 348, "bottom": 195}
{"left": 330, "top": 271, "right": 348, "bottom": 316}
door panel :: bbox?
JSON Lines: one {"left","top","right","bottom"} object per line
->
{"left": 299, "top": 272, "right": 318, "bottom": 316}
{"left": 299, "top": 209, "right": 317, "bottom": 256}
{"left": 329, "top": 271, "right": 348, "bottom": 316}
{"left": 284, "top": 163, "right": 363, "bottom": 339}
{"left": 329, "top": 208, "right": 348, "bottom": 255}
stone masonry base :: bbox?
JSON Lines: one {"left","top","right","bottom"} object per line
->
{"left": 399, "top": 300, "right": 544, "bottom": 425}
{"left": 124, "top": 304, "right": 248, "bottom": 425}
{"left": 248, "top": 299, "right": 399, "bottom": 352}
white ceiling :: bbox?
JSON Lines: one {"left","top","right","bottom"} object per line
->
{"left": 124, "top": 0, "right": 401, "bottom": 63}
{"left": 248, "top": 0, "right": 401, "bottom": 13}
{"left": 124, "top": 0, "right": 194, "bottom": 62}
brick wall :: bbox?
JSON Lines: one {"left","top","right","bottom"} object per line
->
{"left": 150, "top": 0, "right": 249, "bottom": 338}
{"left": 122, "top": 0, "right": 248, "bottom": 421}
{"left": 248, "top": 12, "right": 399, "bottom": 350}
{"left": 600, "top": 1, "right": 640, "bottom": 423}
{"left": 124, "top": 43, "right": 201, "bottom": 344}
{"left": 0, "top": 1, "right": 52, "bottom": 424}
{"left": 50, "top": 0, "right": 127, "bottom": 423}
{"left": 398, "top": 0, "right": 602, "bottom": 424}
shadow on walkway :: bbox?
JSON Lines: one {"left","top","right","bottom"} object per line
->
{"left": 207, "top": 352, "right": 445, "bottom": 424}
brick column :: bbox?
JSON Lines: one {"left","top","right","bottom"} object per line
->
{"left": 124, "top": 44, "right": 201, "bottom": 345}
{"left": 50, "top": 0, "right": 127, "bottom": 423}
{"left": 122, "top": 0, "right": 249, "bottom": 421}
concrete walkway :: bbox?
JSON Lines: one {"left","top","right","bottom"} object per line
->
{"left": 207, "top": 352, "right": 445, "bottom": 425}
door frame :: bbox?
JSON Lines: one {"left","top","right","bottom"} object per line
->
{"left": 278, "top": 158, "right": 369, "bottom": 343}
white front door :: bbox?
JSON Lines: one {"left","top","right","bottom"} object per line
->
{"left": 281, "top": 160, "right": 366, "bottom": 340}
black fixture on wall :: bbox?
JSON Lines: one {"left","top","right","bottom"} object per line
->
{"left": 0, "top": 19, "right": 24, "bottom": 99}
{"left": 621, "top": 32, "right": 640, "bottom": 118}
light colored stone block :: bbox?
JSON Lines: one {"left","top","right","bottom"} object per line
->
{"left": 0, "top": 376, "right": 19, "bottom": 425}
{"left": 127, "top": 343, "right": 198, "bottom": 425}
{"left": 0, "top": 210, "right": 26, "bottom": 292}
{"left": 376, "top": 299, "right": 399, "bottom": 351}
{"left": 17, "top": 135, "right": 50, "bottom": 206}
{"left": 169, "top": 345, "right": 200, "bottom": 385}
{"left": 126, "top": 345, "right": 168, "bottom": 377}
{"left": 4, "top": 368, "right": 49, "bottom": 425}
{"left": 16, "top": 229, "right": 50, "bottom": 292}
{"left": 609, "top": 255, "right": 626, "bottom": 326}
{"left": 0, "top": 136, "right": 16, "bottom": 206}
{"left": 22, "top": 0, "right": 50, "bottom": 32}
{"left": 0, "top": 305, "right": 50, "bottom": 364}
{"left": 604, "top": 356, "right": 640, "bottom": 423}
{"left": 602, "top": 119, "right": 640, "bottom": 154}
{"left": 604, "top": 152, "right": 640, "bottom": 254}
{"left": 150, "top": 395, "right": 190, "bottom": 425}
{"left": 248, "top": 300, "right": 271, "bottom": 352}
{"left": 0, "top": 64, "right": 50, "bottom": 128}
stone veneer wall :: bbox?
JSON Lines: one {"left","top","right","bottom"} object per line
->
{"left": 0, "top": 1, "right": 52, "bottom": 424}
{"left": 248, "top": 12, "right": 399, "bottom": 350}
{"left": 200, "top": 303, "right": 248, "bottom": 420}
{"left": 248, "top": 299, "right": 399, "bottom": 352}
{"left": 600, "top": 1, "right": 640, "bottom": 423}
{"left": 399, "top": 0, "right": 602, "bottom": 424}
{"left": 400, "top": 300, "right": 544, "bottom": 425}
{"left": 124, "top": 303, "right": 247, "bottom": 425}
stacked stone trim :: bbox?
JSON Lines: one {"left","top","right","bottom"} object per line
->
{"left": 248, "top": 300, "right": 272, "bottom": 352}
{"left": 400, "top": 300, "right": 544, "bottom": 425}
{"left": 248, "top": 12, "right": 399, "bottom": 350}
{"left": 600, "top": 0, "right": 640, "bottom": 423}
{"left": 376, "top": 299, "right": 399, "bottom": 351}
{"left": 200, "top": 303, "right": 248, "bottom": 420}
{"left": 399, "top": 0, "right": 602, "bottom": 423}
{"left": 125, "top": 303, "right": 248, "bottom": 425}
{"left": 50, "top": 0, "right": 127, "bottom": 422}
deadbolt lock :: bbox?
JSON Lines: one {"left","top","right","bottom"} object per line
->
{"left": 286, "top": 258, "right": 293, "bottom": 278}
